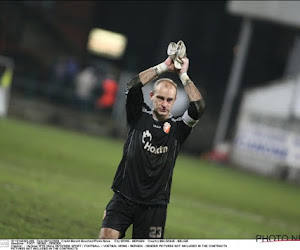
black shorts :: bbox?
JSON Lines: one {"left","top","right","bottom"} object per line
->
{"left": 101, "top": 192, "right": 167, "bottom": 239}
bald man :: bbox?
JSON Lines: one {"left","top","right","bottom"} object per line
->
{"left": 99, "top": 55, "right": 205, "bottom": 239}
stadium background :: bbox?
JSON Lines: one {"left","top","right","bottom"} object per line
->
{"left": 1, "top": 1, "right": 300, "bottom": 239}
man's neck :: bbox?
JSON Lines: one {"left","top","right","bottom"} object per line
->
{"left": 152, "top": 111, "right": 169, "bottom": 122}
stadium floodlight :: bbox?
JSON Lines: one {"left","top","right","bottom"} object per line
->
{"left": 87, "top": 28, "right": 127, "bottom": 59}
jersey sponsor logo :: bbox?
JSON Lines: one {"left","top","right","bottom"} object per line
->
{"left": 142, "top": 130, "right": 168, "bottom": 154}
{"left": 142, "top": 130, "right": 152, "bottom": 143}
{"left": 163, "top": 122, "right": 171, "bottom": 134}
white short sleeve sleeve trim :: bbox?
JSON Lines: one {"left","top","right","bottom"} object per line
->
{"left": 182, "top": 110, "right": 199, "bottom": 127}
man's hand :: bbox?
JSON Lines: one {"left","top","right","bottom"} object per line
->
{"left": 178, "top": 57, "right": 191, "bottom": 87}
{"left": 153, "top": 54, "right": 187, "bottom": 77}
{"left": 178, "top": 57, "right": 189, "bottom": 74}
{"left": 164, "top": 57, "right": 176, "bottom": 72}
{"left": 153, "top": 57, "right": 174, "bottom": 76}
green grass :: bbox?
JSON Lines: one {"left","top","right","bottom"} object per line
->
{"left": 0, "top": 117, "right": 300, "bottom": 239}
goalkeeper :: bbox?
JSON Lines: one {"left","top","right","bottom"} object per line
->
{"left": 99, "top": 42, "right": 205, "bottom": 239}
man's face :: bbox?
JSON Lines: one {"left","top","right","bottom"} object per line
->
{"left": 150, "top": 81, "right": 177, "bottom": 121}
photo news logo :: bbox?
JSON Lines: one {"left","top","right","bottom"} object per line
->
{"left": 256, "top": 234, "right": 300, "bottom": 242}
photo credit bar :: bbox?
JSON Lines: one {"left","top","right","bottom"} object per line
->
{"left": 5, "top": 239, "right": 300, "bottom": 250}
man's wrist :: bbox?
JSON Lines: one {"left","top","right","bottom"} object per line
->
{"left": 154, "top": 62, "right": 168, "bottom": 76}
{"left": 179, "top": 72, "right": 192, "bottom": 87}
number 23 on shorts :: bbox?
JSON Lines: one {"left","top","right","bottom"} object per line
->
{"left": 149, "top": 226, "right": 163, "bottom": 238}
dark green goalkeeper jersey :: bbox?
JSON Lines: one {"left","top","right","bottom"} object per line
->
{"left": 111, "top": 81, "right": 202, "bottom": 205}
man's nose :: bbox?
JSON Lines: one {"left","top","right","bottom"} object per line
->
{"left": 162, "top": 100, "right": 168, "bottom": 107}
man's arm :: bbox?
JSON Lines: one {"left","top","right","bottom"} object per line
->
{"left": 177, "top": 57, "right": 205, "bottom": 126}
{"left": 127, "top": 56, "right": 175, "bottom": 88}
{"left": 126, "top": 57, "right": 175, "bottom": 125}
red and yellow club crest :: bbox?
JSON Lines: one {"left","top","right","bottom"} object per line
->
{"left": 163, "top": 122, "right": 171, "bottom": 134}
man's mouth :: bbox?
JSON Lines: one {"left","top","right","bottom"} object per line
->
{"left": 159, "top": 108, "right": 167, "bottom": 113}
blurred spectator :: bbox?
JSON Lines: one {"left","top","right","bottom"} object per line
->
{"left": 64, "top": 57, "right": 79, "bottom": 85}
{"left": 94, "top": 75, "right": 118, "bottom": 114}
{"left": 45, "top": 56, "right": 79, "bottom": 104}
{"left": 74, "top": 66, "right": 98, "bottom": 110}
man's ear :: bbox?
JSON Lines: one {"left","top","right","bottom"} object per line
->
{"left": 150, "top": 91, "right": 154, "bottom": 99}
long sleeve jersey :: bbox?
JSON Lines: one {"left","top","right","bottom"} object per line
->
{"left": 111, "top": 80, "right": 202, "bottom": 205}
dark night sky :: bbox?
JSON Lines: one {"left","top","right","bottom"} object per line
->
{"left": 93, "top": 1, "right": 238, "bottom": 110}
{"left": 92, "top": 0, "right": 295, "bottom": 117}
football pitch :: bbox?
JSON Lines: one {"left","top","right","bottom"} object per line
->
{"left": 0, "top": 117, "right": 300, "bottom": 239}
